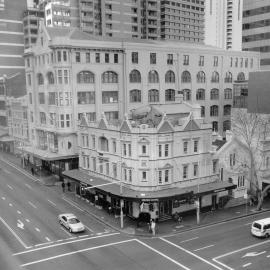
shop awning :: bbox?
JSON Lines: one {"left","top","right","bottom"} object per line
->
{"left": 0, "top": 135, "right": 14, "bottom": 142}
{"left": 63, "top": 169, "right": 194, "bottom": 200}
{"left": 19, "top": 146, "right": 78, "bottom": 161}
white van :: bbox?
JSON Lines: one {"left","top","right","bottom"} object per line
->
{"left": 251, "top": 218, "right": 270, "bottom": 238}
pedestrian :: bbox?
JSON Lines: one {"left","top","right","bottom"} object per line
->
{"left": 61, "top": 182, "right": 65, "bottom": 192}
{"left": 148, "top": 219, "right": 152, "bottom": 233}
{"left": 67, "top": 182, "right": 71, "bottom": 191}
{"left": 151, "top": 219, "right": 156, "bottom": 236}
{"left": 31, "top": 167, "right": 34, "bottom": 175}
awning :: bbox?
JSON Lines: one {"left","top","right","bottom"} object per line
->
{"left": 63, "top": 169, "right": 194, "bottom": 200}
{"left": 0, "top": 136, "right": 14, "bottom": 142}
{"left": 19, "top": 145, "right": 78, "bottom": 161}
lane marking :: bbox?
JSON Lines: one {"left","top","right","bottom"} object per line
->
{"left": 47, "top": 199, "right": 56, "bottom": 206}
{"left": 84, "top": 224, "right": 94, "bottom": 233}
{"left": 28, "top": 201, "right": 37, "bottom": 209}
{"left": 17, "top": 210, "right": 21, "bottom": 214}
{"left": 25, "top": 219, "right": 30, "bottom": 223}
{"left": 2, "top": 196, "right": 6, "bottom": 200}
{"left": 244, "top": 222, "right": 252, "bottom": 226}
{"left": 9, "top": 203, "right": 13, "bottom": 207}
{"left": 35, "top": 241, "right": 53, "bottom": 247}
{"left": 20, "top": 239, "right": 135, "bottom": 267}
{"left": 180, "top": 237, "right": 199, "bottom": 243}
{"left": 194, "top": 244, "right": 215, "bottom": 252}
{"left": 136, "top": 239, "right": 191, "bottom": 270}
{"left": 62, "top": 197, "right": 83, "bottom": 211}
{"left": 160, "top": 238, "right": 223, "bottom": 270}
{"left": 0, "top": 216, "right": 30, "bottom": 249}
{"left": 13, "top": 232, "right": 120, "bottom": 255}
{"left": 45, "top": 237, "right": 51, "bottom": 242}
{"left": 267, "top": 255, "right": 270, "bottom": 258}
{"left": 35, "top": 227, "right": 40, "bottom": 232}
{"left": 7, "top": 184, "right": 13, "bottom": 190}
{"left": 242, "top": 251, "right": 266, "bottom": 258}
{"left": 56, "top": 239, "right": 63, "bottom": 242}
{"left": 212, "top": 259, "right": 234, "bottom": 270}
{"left": 25, "top": 183, "right": 32, "bottom": 190}
{"left": 243, "top": 263, "right": 252, "bottom": 268}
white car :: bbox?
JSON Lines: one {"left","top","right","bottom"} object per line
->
{"left": 58, "top": 213, "right": 85, "bottom": 233}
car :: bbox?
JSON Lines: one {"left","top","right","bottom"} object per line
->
{"left": 58, "top": 213, "right": 85, "bottom": 233}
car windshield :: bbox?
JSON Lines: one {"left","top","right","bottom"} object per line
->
{"left": 253, "top": 222, "right": 261, "bottom": 230}
{"left": 68, "top": 218, "right": 80, "bottom": 224}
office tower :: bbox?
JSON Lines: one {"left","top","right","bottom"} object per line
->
{"left": 205, "top": 0, "right": 243, "bottom": 50}
{"left": 242, "top": 0, "right": 270, "bottom": 69}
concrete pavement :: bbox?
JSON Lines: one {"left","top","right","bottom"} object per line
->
{"left": 1, "top": 151, "right": 270, "bottom": 237}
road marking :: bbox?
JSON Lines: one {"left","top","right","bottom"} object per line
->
{"left": 136, "top": 239, "right": 191, "bottom": 270}
{"left": 13, "top": 232, "right": 120, "bottom": 255}
{"left": 35, "top": 241, "right": 53, "bottom": 247}
{"left": 242, "top": 251, "right": 266, "bottom": 258}
{"left": 180, "top": 237, "right": 199, "bottom": 243}
{"left": 244, "top": 222, "right": 252, "bottom": 226}
{"left": 267, "top": 255, "right": 270, "bottom": 258}
{"left": 7, "top": 184, "right": 13, "bottom": 190}
{"left": 0, "top": 216, "right": 30, "bottom": 249}
{"left": 9, "top": 203, "right": 13, "bottom": 207}
{"left": 35, "top": 227, "right": 40, "bottom": 232}
{"left": 84, "top": 224, "right": 94, "bottom": 232}
{"left": 47, "top": 199, "right": 56, "bottom": 206}
{"left": 243, "top": 263, "right": 252, "bottom": 268}
{"left": 45, "top": 237, "right": 51, "bottom": 242}
{"left": 25, "top": 219, "right": 30, "bottom": 223}
{"left": 28, "top": 201, "right": 37, "bottom": 209}
{"left": 62, "top": 197, "right": 83, "bottom": 211}
{"left": 2, "top": 196, "right": 5, "bottom": 200}
{"left": 20, "top": 238, "right": 135, "bottom": 267}
{"left": 17, "top": 220, "right": 24, "bottom": 229}
{"left": 194, "top": 244, "right": 215, "bottom": 252}
{"left": 25, "top": 183, "right": 32, "bottom": 190}
{"left": 79, "top": 235, "right": 89, "bottom": 238}
{"left": 56, "top": 239, "right": 63, "bottom": 242}
{"left": 160, "top": 238, "right": 223, "bottom": 270}
{"left": 17, "top": 210, "right": 21, "bottom": 214}
{"left": 60, "top": 226, "right": 72, "bottom": 236}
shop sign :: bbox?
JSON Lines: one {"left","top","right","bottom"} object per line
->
{"left": 141, "top": 198, "right": 159, "bottom": 202}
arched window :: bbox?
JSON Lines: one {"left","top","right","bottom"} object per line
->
{"left": 148, "top": 70, "right": 159, "bottom": 83}
{"left": 196, "top": 88, "right": 205, "bottom": 100}
{"left": 224, "top": 105, "right": 231, "bottom": 116}
{"left": 37, "top": 73, "right": 44, "bottom": 85}
{"left": 165, "top": 89, "right": 175, "bottom": 102}
{"left": 165, "top": 70, "right": 175, "bottom": 83}
{"left": 197, "top": 71, "right": 206, "bottom": 83}
{"left": 47, "top": 72, "right": 54, "bottom": 84}
{"left": 212, "top": 121, "right": 218, "bottom": 132}
{"left": 99, "top": 136, "right": 109, "bottom": 152}
{"left": 210, "top": 105, "right": 219, "bottom": 116}
{"left": 201, "top": 106, "right": 205, "bottom": 117}
{"left": 211, "top": 71, "right": 219, "bottom": 83}
{"left": 183, "top": 89, "right": 191, "bottom": 101}
{"left": 77, "top": 71, "right": 95, "bottom": 83}
{"left": 129, "top": 69, "right": 141, "bottom": 83}
{"left": 237, "top": 72, "right": 245, "bottom": 82}
{"left": 224, "top": 72, "right": 232, "bottom": 83}
{"left": 210, "top": 88, "right": 219, "bottom": 100}
{"left": 223, "top": 120, "right": 231, "bottom": 132}
{"left": 130, "top": 89, "right": 141, "bottom": 102}
{"left": 181, "top": 71, "right": 191, "bottom": 83}
{"left": 148, "top": 89, "right": 159, "bottom": 103}
{"left": 224, "top": 88, "right": 232, "bottom": 99}
{"left": 102, "top": 71, "right": 118, "bottom": 83}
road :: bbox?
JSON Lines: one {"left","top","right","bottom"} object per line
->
{"left": 1, "top": 157, "right": 270, "bottom": 270}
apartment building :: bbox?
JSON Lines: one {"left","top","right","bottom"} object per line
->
{"left": 205, "top": 0, "right": 243, "bottom": 50}
{"left": 242, "top": 0, "right": 270, "bottom": 69}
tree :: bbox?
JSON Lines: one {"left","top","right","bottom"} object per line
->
{"left": 231, "top": 108, "right": 270, "bottom": 210}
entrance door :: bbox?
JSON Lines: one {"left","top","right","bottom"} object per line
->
{"left": 159, "top": 200, "right": 172, "bottom": 216}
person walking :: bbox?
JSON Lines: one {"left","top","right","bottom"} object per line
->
{"left": 151, "top": 219, "right": 156, "bottom": 236}
{"left": 61, "top": 182, "right": 65, "bottom": 192}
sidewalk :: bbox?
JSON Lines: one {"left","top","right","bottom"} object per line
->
{"left": 1, "top": 151, "right": 270, "bottom": 237}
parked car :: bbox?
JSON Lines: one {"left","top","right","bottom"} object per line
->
{"left": 58, "top": 213, "right": 85, "bottom": 233}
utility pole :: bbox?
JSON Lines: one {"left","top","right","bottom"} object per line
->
{"left": 196, "top": 183, "right": 200, "bottom": 225}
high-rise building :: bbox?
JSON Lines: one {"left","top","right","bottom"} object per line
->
{"left": 242, "top": 0, "right": 270, "bottom": 69}
{"left": 205, "top": 0, "right": 243, "bottom": 50}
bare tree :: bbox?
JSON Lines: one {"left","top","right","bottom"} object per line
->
{"left": 231, "top": 108, "right": 270, "bottom": 210}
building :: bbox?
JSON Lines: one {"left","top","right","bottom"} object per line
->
{"left": 23, "top": 22, "right": 259, "bottom": 178}
{"left": 63, "top": 104, "right": 236, "bottom": 221}
{"left": 242, "top": 0, "right": 270, "bottom": 69}
{"left": 205, "top": 0, "right": 243, "bottom": 50}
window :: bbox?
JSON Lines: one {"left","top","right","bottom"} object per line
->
{"left": 213, "top": 56, "right": 218, "bottom": 66}
{"left": 213, "top": 160, "right": 218, "bottom": 174}
{"left": 47, "top": 72, "right": 54, "bottom": 84}
{"left": 129, "top": 69, "right": 141, "bottom": 83}
{"left": 193, "top": 163, "right": 198, "bottom": 176}
{"left": 196, "top": 88, "right": 205, "bottom": 100}
{"left": 39, "top": 93, "right": 45, "bottom": 104}
{"left": 165, "top": 170, "right": 169, "bottom": 182}
{"left": 148, "top": 70, "right": 159, "bottom": 83}
{"left": 245, "top": 58, "right": 248, "bottom": 68}
{"left": 114, "top": 53, "right": 118, "bottom": 63}
{"left": 237, "top": 72, "right": 245, "bottom": 82}
{"left": 158, "top": 171, "right": 162, "bottom": 184}
{"left": 235, "top": 58, "right": 238, "bottom": 67}
{"left": 158, "top": 145, "right": 162, "bottom": 157}
{"left": 75, "top": 52, "right": 80, "bottom": 63}
{"left": 210, "top": 105, "right": 218, "bottom": 116}
{"left": 224, "top": 105, "right": 231, "bottom": 116}
{"left": 77, "top": 92, "right": 95, "bottom": 104}
{"left": 211, "top": 71, "right": 219, "bottom": 83}
{"left": 77, "top": 71, "right": 95, "bottom": 83}
{"left": 210, "top": 88, "right": 219, "bottom": 100}
{"left": 199, "top": 55, "right": 204, "bottom": 66}
{"left": 212, "top": 121, "right": 218, "bottom": 132}
{"left": 197, "top": 71, "right": 205, "bottom": 83}
{"left": 183, "top": 141, "right": 188, "bottom": 154}
{"left": 194, "top": 140, "right": 198, "bottom": 152}
{"left": 165, "top": 70, "right": 175, "bottom": 83}
{"left": 86, "top": 52, "right": 90, "bottom": 63}
{"left": 183, "top": 55, "right": 189, "bottom": 65}
{"left": 63, "top": 51, "right": 67, "bottom": 61}
{"left": 224, "top": 88, "right": 232, "bottom": 99}
{"left": 105, "top": 111, "right": 118, "bottom": 120}
{"left": 57, "top": 70, "right": 62, "bottom": 84}
{"left": 132, "top": 52, "right": 138, "bottom": 64}
{"left": 230, "top": 153, "right": 236, "bottom": 167}
{"left": 201, "top": 106, "right": 205, "bottom": 117}
{"left": 142, "top": 171, "right": 147, "bottom": 181}
{"left": 130, "top": 89, "right": 141, "bottom": 102}
{"left": 105, "top": 53, "right": 109, "bottom": 63}
{"left": 142, "top": 145, "right": 147, "bottom": 155}
{"left": 148, "top": 89, "right": 159, "bottom": 102}
{"left": 27, "top": 74, "right": 31, "bottom": 86}
{"left": 183, "top": 89, "right": 191, "bottom": 101}
{"left": 37, "top": 73, "right": 44, "bottom": 85}
{"left": 181, "top": 71, "right": 191, "bottom": 83}
{"left": 102, "top": 71, "right": 118, "bottom": 83}
{"left": 238, "top": 175, "right": 245, "bottom": 187}
{"left": 102, "top": 91, "right": 118, "bottom": 103}
{"left": 167, "top": 54, "right": 173, "bottom": 65}
{"left": 95, "top": 53, "right": 100, "bottom": 63}
{"left": 183, "top": 165, "right": 188, "bottom": 179}
{"left": 99, "top": 137, "right": 109, "bottom": 152}
{"left": 64, "top": 70, "right": 68, "bottom": 84}
{"left": 223, "top": 120, "right": 231, "bottom": 131}
{"left": 224, "top": 72, "right": 232, "bottom": 83}
{"left": 165, "top": 89, "right": 175, "bottom": 102}
{"left": 165, "top": 144, "right": 169, "bottom": 157}
{"left": 150, "top": 53, "right": 156, "bottom": 64}
{"left": 40, "top": 112, "right": 46, "bottom": 124}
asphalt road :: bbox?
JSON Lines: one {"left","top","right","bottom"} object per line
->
{"left": 1, "top": 157, "right": 270, "bottom": 270}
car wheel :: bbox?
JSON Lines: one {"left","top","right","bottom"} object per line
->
{"left": 69, "top": 228, "right": 72, "bottom": 233}
{"left": 59, "top": 220, "right": 62, "bottom": 225}
{"left": 265, "top": 233, "right": 269, "bottom": 238}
